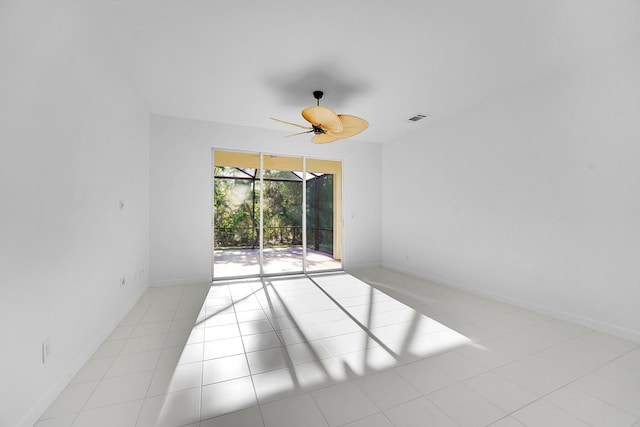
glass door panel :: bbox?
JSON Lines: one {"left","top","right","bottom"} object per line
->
{"left": 213, "top": 151, "right": 260, "bottom": 278}
{"left": 262, "top": 155, "right": 304, "bottom": 275}
{"left": 306, "top": 159, "right": 342, "bottom": 272}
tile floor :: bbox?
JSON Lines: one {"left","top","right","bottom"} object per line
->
{"left": 36, "top": 268, "right": 640, "bottom": 427}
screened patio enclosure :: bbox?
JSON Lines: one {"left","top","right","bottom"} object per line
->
{"left": 212, "top": 150, "right": 342, "bottom": 278}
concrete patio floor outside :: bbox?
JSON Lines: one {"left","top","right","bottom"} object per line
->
{"left": 213, "top": 247, "right": 341, "bottom": 278}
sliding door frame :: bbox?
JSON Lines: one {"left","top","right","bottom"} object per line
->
{"left": 211, "top": 149, "right": 343, "bottom": 281}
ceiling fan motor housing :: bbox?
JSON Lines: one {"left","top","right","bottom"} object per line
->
{"left": 311, "top": 124, "right": 326, "bottom": 134}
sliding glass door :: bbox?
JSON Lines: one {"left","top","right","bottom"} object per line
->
{"left": 261, "top": 155, "right": 304, "bottom": 275}
{"left": 306, "top": 158, "right": 342, "bottom": 273}
{"left": 212, "top": 152, "right": 261, "bottom": 277}
{"left": 212, "top": 150, "right": 342, "bottom": 279}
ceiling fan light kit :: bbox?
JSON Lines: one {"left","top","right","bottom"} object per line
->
{"left": 272, "top": 91, "right": 368, "bottom": 144}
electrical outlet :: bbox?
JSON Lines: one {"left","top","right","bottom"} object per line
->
{"left": 120, "top": 276, "right": 126, "bottom": 288}
{"left": 42, "top": 340, "right": 51, "bottom": 364}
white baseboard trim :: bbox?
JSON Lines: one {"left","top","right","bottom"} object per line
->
{"left": 150, "top": 276, "right": 212, "bottom": 287}
{"left": 20, "top": 283, "right": 149, "bottom": 427}
{"left": 381, "top": 263, "right": 640, "bottom": 344}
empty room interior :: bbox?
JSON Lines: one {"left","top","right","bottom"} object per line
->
{"left": 2, "top": 1, "right": 640, "bottom": 426}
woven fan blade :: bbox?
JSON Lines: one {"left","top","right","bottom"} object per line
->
{"left": 311, "top": 133, "right": 340, "bottom": 144}
{"left": 286, "top": 130, "right": 313, "bottom": 137}
{"left": 301, "top": 106, "right": 343, "bottom": 133}
{"left": 271, "top": 117, "right": 312, "bottom": 130}
{"left": 335, "top": 114, "right": 368, "bottom": 138}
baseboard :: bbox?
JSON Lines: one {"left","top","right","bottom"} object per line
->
{"left": 380, "top": 263, "right": 640, "bottom": 344}
{"left": 150, "top": 276, "right": 212, "bottom": 287}
{"left": 20, "top": 283, "right": 149, "bottom": 427}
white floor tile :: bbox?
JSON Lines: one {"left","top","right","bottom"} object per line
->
{"left": 41, "top": 381, "right": 99, "bottom": 419}
{"left": 341, "top": 413, "right": 394, "bottom": 427}
{"left": 402, "top": 328, "right": 472, "bottom": 359}
{"left": 203, "top": 353, "right": 250, "bottom": 384}
{"left": 495, "top": 361, "right": 566, "bottom": 396}
{"left": 242, "top": 331, "right": 283, "bottom": 353}
{"left": 205, "top": 324, "right": 241, "bottom": 341}
{"left": 276, "top": 326, "right": 319, "bottom": 344}
{"left": 148, "top": 362, "right": 203, "bottom": 395}
{"left": 291, "top": 358, "right": 353, "bottom": 390}
{"left": 183, "top": 328, "right": 205, "bottom": 345}
{"left": 199, "top": 406, "right": 263, "bottom": 426}
{"left": 104, "top": 349, "right": 161, "bottom": 377}
{"left": 311, "top": 381, "right": 378, "bottom": 427}
{"left": 270, "top": 317, "right": 301, "bottom": 331}
{"left": 512, "top": 399, "right": 590, "bottom": 427}
{"left": 320, "top": 332, "right": 375, "bottom": 356}
{"left": 91, "top": 340, "right": 125, "bottom": 359}
{"left": 285, "top": 340, "right": 332, "bottom": 365}
{"left": 105, "top": 325, "right": 135, "bottom": 341}
{"left": 137, "top": 387, "right": 201, "bottom": 427}
{"left": 428, "top": 350, "right": 488, "bottom": 381}
{"left": 239, "top": 319, "right": 274, "bottom": 335}
{"left": 252, "top": 366, "right": 304, "bottom": 403}
{"left": 383, "top": 397, "right": 457, "bottom": 427}
{"left": 572, "top": 372, "right": 640, "bottom": 417}
{"left": 119, "top": 311, "right": 144, "bottom": 326}
{"left": 261, "top": 393, "right": 329, "bottom": 427}
{"left": 203, "top": 312, "right": 238, "bottom": 328}
{"left": 544, "top": 385, "right": 639, "bottom": 427}
{"left": 488, "top": 416, "right": 526, "bottom": 427}
{"left": 463, "top": 371, "right": 538, "bottom": 413}
{"left": 611, "top": 347, "right": 640, "bottom": 373}
{"left": 131, "top": 320, "right": 172, "bottom": 338}
{"left": 120, "top": 334, "right": 167, "bottom": 355}
{"left": 394, "top": 358, "right": 458, "bottom": 395}
{"left": 163, "top": 328, "right": 191, "bottom": 348}
{"left": 428, "top": 383, "right": 506, "bottom": 427}
{"left": 175, "top": 342, "right": 205, "bottom": 365}
{"left": 246, "top": 347, "right": 293, "bottom": 374}
{"left": 457, "top": 333, "right": 534, "bottom": 369}
{"left": 355, "top": 369, "right": 421, "bottom": 410}
{"left": 84, "top": 371, "right": 153, "bottom": 409}
{"left": 234, "top": 300, "right": 264, "bottom": 312}
{"left": 34, "top": 415, "right": 75, "bottom": 427}
{"left": 336, "top": 346, "right": 397, "bottom": 375}
{"left": 70, "top": 358, "right": 114, "bottom": 384}
{"left": 204, "top": 336, "right": 245, "bottom": 359}
{"left": 156, "top": 346, "right": 183, "bottom": 368}
{"left": 523, "top": 338, "right": 623, "bottom": 382}
{"left": 517, "top": 319, "right": 590, "bottom": 348}
{"left": 201, "top": 377, "right": 257, "bottom": 420}
{"left": 70, "top": 399, "right": 143, "bottom": 427}
{"left": 476, "top": 311, "right": 550, "bottom": 335}
{"left": 235, "top": 309, "right": 268, "bottom": 323}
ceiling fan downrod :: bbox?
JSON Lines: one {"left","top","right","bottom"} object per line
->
{"left": 313, "top": 90, "right": 323, "bottom": 106}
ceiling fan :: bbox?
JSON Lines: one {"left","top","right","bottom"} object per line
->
{"left": 271, "top": 91, "right": 368, "bottom": 143}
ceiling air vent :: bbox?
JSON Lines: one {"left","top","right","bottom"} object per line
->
{"left": 408, "top": 114, "right": 428, "bottom": 122}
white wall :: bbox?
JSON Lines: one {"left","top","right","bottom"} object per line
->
{"left": 0, "top": 2, "right": 150, "bottom": 426}
{"left": 150, "top": 115, "right": 382, "bottom": 285}
{"left": 382, "top": 40, "right": 640, "bottom": 341}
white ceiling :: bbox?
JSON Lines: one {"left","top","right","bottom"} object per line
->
{"left": 89, "top": 0, "right": 640, "bottom": 144}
